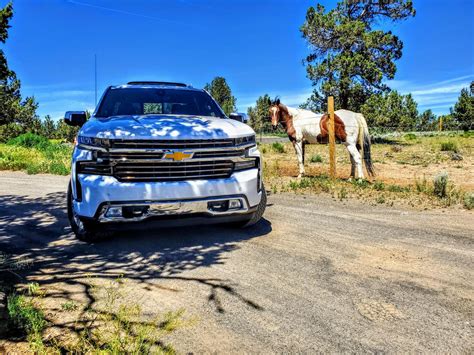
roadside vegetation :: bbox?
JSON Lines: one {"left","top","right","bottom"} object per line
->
{"left": 0, "top": 132, "right": 472, "bottom": 210}
{"left": 3, "top": 277, "right": 184, "bottom": 353}
{"left": 261, "top": 131, "right": 473, "bottom": 210}
{"left": 0, "top": 133, "right": 72, "bottom": 175}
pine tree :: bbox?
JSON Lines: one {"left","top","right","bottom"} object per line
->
{"left": 204, "top": 77, "right": 237, "bottom": 116}
{"left": 301, "top": 1, "right": 415, "bottom": 111}
{"left": 360, "top": 90, "right": 418, "bottom": 131}
{"left": 247, "top": 94, "right": 272, "bottom": 133}
{"left": 0, "top": 2, "right": 39, "bottom": 141}
{"left": 452, "top": 82, "right": 474, "bottom": 131}
{"left": 42, "top": 115, "right": 56, "bottom": 138}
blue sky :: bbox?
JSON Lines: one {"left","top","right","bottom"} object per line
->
{"left": 3, "top": 0, "right": 474, "bottom": 120}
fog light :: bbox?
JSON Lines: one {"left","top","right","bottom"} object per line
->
{"left": 105, "top": 206, "right": 122, "bottom": 218}
{"left": 208, "top": 201, "right": 229, "bottom": 212}
{"left": 122, "top": 206, "right": 149, "bottom": 218}
{"left": 229, "top": 199, "right": 242, "bottom": 210}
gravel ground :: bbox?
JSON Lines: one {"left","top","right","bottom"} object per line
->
{"left": 0, "top": 170, "right": 473, "bottom": 353}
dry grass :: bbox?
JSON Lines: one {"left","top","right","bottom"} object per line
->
{"left": 261, "top": 132, "right": 474, "bottom": 210}
{"left": 3, "top": 279, "right": 186, "bottom": 354}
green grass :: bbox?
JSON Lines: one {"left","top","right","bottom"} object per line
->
{"left": 7, "top": 293, "right": 46, "bottom": 346}
{"left": 0, "top": 133, "right": 72, "bottom": 175}
{"left": 7, "top": 133, "right": 51, "bottom": 149}
{"left": 373, "top": 181, "right": 385, "bottom": 191}
{"left": 310, "top": 154, "right": 323, "bottom": 163}
{"left": 5, "top": 277, "right": 184, "bottom": 353}
{"left": 61, "top": 300, "right": 78, "bottom": 312}
{"left": 463, "top": 192, "right": 474, "bottom": 210}
{"left": 271, "top": 142, "right": 285, "bottom": 153}
{"left": 440, "top": 141, "right": 459, "bottom": 153}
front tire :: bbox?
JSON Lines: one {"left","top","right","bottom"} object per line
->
{"left": 67, "top": 182, "right": 104, "bottom": 243}
{"left": 233, "top": 188, "right": 267, "bottom": 228}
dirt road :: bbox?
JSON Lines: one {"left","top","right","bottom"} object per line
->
{"left": 0, "top": 171, "right": 473, "bottom": 353}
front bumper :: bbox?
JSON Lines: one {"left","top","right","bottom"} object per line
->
{"left": 73, "top": 168, "right": 262, "bottom": 221}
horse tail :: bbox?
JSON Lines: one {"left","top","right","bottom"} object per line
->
{"left": 357, "top": 113, "right": 375, "bottom": 177}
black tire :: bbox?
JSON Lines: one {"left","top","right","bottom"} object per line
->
{"left": 67, "top": 182, "right": 105, "bottom": 243}
{"left": 233, "top": 188, "right": 267, "bottom": 228}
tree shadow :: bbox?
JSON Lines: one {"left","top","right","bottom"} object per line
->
{"left": 0, "top": 191, "right": 271, "bottom": 342}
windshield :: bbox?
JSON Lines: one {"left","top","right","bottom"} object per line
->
{"left": 95, "top": 88, "right": 225, "bottom": 118}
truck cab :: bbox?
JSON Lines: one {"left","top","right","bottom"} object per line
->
{"left": 65, "top": 82, "right": 266, "bottom": 242}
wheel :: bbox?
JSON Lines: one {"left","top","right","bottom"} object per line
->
{"left": 233, "top": 188, "right": 267, "bottom": 228}
{"left": 67, "top": 182, "right": 105, "bottom": 242}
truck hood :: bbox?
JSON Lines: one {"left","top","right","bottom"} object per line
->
{"left": 79, "top": 115, "right": 255, "bottom": 140}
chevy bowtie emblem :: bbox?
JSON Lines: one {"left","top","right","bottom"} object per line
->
{"left": 164, "top": 151, "right": 194, "bottom": 161}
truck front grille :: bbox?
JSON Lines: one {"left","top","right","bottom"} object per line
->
{"left": 76, "top": 138, "right": 257, "bottom": 182}
{"left": 109, "top": 138, "right": 236, "bottom": 150}
{"left": 113, "top": 160, "right": 234, "bottom": 182}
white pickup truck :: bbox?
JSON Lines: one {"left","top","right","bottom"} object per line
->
{"left": 64, "top": 81, "right": 266, "bottom": 242}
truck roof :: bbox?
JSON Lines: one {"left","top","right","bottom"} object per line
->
{"left": 110, "top": 81, "right": 200, "bottom": 91}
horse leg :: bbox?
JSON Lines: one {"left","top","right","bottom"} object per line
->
{"left": 349, "top": 153, "right": 356, "bottom": 181}
{"left": 345, "top": 143, "right": 364, "bottom": 180}
{"left": 302, "top": 141, "right": 306, "bottom": 165}
{"left": 294, "top": 140, "right": 305, "bottom": 178}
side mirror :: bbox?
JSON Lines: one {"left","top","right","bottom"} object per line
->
{"left": 64, "top": 111, "right": 87, "bottom": 127}
{"left": 229, "top": 113, "right": 246, "bottom": 123}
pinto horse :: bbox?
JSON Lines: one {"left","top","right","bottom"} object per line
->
{"left": 268, "top": 99, "right": 374, "bottom": 179}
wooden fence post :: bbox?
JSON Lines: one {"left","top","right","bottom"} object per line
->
{"left": 438, "top": 116, "right": 443, "bottom": 132}
{"left": 328, "top": 96, "right": 336, "bottom": 179}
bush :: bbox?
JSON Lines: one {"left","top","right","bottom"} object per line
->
{"left": 7, "top": 133, "right": 51, "bottom": 150}
{"left": 310, "top": 154, "right": 323, "bottom": 163}
{"left": 7, "top": 294, "right": 46, "bottom": 336}
{"left": 404, "top": 133, "right": 417, "bottom": 140}
{"left": 440, "top": 141, "right": 458, "bottom": 153}
{"left": 433, "top": 172, "right": 448, "bottom": 198}
{"left": 450, "top": 152, "right": 463, "bottom": 161}
{"left": 373, "top": 181, "right": 385, "bottom": 191}
{"left": 0, "top": 143, "right": 72, "bottom": 175}
{"left": 415, "top": 177, "right": 429, "bottom": 193}
{"left": 271, "top": 142, "right": 285, "bottom": 153}
{"left": 387, "top": 184, "right": 409, "bottom": 193}
{"left": 463, "top": 193, "right": 474, "bottom": 210}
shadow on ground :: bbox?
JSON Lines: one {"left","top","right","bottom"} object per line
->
{"left": 0, "top": 191, "right": 271, "bottom": 339}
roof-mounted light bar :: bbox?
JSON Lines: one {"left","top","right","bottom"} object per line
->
{"left": 127, "top": 81, "right": 189, "bottom": 87}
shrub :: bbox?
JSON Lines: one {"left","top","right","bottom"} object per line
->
{"left": 310, "top": 154, "right": 323, "bottom": 163}
{"left": 450, "top": 152, "right": 463, "bottom": 161}
{"left": 387, "top": 184, "right": 409, "bottom": 193}
{"left": 271, "top": 142, "right": 285, "bottom": 153}
{"left": 433, "top": 172, "right": 448, "bottom": 198}
{"left": 373, "top": 181, "right": 385, "bottom": 191}
{"left": 7, "top": 294, "right": 46, "bottom": 336}
{"left": 0, "top": 143, "right": 72, "bottom": 175}
{"left": 415, "top": 177, "right": 429, "bottom": 193}
{"left": 352, "top": 179, "right": 369, "bottom": 188}
{"left": 404, "top": 133, "right": 417, "bottom": 140}
{"left": 7, "top": 133, "right": 51, "bottom": 150}
{"left": 338, "top": 187, "right": 347, "bottom": 200}
{"left": 463, "top": 193, "right": 474, "bottom": 210}
{"left": 440, "top": 141, "right": 458, "bottom": 153}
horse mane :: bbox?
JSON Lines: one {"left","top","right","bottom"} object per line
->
{"left": 277, "top": 103, "right": 296, "bottom": 141}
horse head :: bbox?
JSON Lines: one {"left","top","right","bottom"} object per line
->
{"left": 268, "top": 97, "right": 282, "bottom": 129}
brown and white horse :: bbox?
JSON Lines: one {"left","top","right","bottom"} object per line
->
{"left": 269, "top": 98, "right": 374, "bottom": 179}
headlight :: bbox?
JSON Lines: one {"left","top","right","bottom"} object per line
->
{"left": 234, "top": 158, "right": 257, "bottom": 171}
{"left": 77, "top": 136, "right": 110, "bottom": 149}
{"left": 235, "top": 135, "right": 256, "bottom": 146}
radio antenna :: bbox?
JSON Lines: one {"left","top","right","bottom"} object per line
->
{"left": 94, "top": 54, "right": 97, "bottom": 106}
